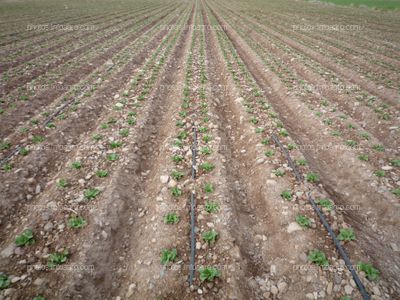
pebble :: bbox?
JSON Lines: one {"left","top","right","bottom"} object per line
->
{"left": 160, "top": 175, "right": 169, "bottom": 184}
{"left": 167, "top": 180, "right": 177, "bottom": 188}
{"left": 326, "top": 282, "right": 333, "bottom": 295}
{"left": 262, "top": 292, "right": 270, "bottom": 299}
{"left": 372, "top": 286, "right": 381, "bottom": 296}
{"left": 277, "top": 281, "right": 287, "bottom": 293}
{"left": 382, "top": 165, "right": 393, "bottom": 171}
{"left": 270, "top": 285, "right": 278, "bottom": 295}
{"left": 126, "top": 283, "right": 136, "bottom": 297}
{"left": 35, "top": 184, "right": 41, "bottom": 194}
{"left": 287, "top": 222, "right": 302, "bottom": 233}
{"left": 43, "top": 222, "right": 53, "bottom": 232}
{"left": 390, "top": 243, "right": 399, "bottom": 251}
{"left": 1, "top": 243, "right": 16, "bottom": 258}
{"left": 305, "top": 293, "right": 314, "bottom": 299}
{"left": 11, "top": 276, "right": 20, "bottom": 283}
{"left": 344, "top": 285, "right": 353, "bottom": 295}
{"left": 299, "top": 252, "right": 308, "bottom": 262}
{"left": 256, "top": 158, "right": 265, "bottom": 164}
{"left": 270, "top": 265, "right": 276, "bottom": 275}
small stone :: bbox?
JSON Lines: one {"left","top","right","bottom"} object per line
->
{"left": 270, "top": 265, "right": 276, "bottom": 275}
{"left": 305, "top": 293, "right": 314, "bottom": 299}
{"left": 160, "top": 175, "right": 169, "bottom": 184}
{"left": 372, "top": 286, "right": 381, "bottom": 296}
{"left": 270, "top": 285, "right": 278, "bottom": 295}
{"left": 287, "top": 222, "right": 302, "bottom": 233}
{"left": 256, "top": 158, "right": 265, "bottom": 164}
{"left": 197, "top": 288, "right": 203, "bottom": 294}
{"left": 382, "top": 165, "right": 393, "bottom": 171}
{"left": 344, "top": 285, "right": 353, "bottom": 295}
{"left": 35, "top": 184, "right": 41, "bottom": 194}
{"left": 44, "top": 222, "right": 53, "bottom": 232}
{"left": 11, "top": 276, "right": 20, "bottom": 283}
{"left": 167, "top": 179, "right": 177, "bottom": 188}
{"left": 326, "top": 282, "right": 333, "bottom": 295}
{"left": 126, "top": 283, "right": 136, "bottom": 297}
{"left": 277, "top": 282, "right": 287, "bottom": 293}
{"left": 299, "top": 252, "right": 308, "bottom": 262}
{"left": 1, "top": 243, "right": 16, "bottom": 258}
{"left": 262, "top": 292, "right": 270, "bottom": 299}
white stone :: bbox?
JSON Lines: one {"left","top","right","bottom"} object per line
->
{"left": 160, "top": 175, "right": 169, "bottom": 184}
{"left": 1, "top": 243, "right": 16, "bottom": 258}
{"left": 287, "top": 222, "right": 302, "bottom": 233}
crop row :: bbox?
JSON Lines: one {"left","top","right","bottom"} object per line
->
{"left": 205, "top": 2, "right": 385, "bottom": 298}
{"left": 0, "top": 7, "right": 191, "bottom": 298}
{"left": 209, "top": 3, "right": 399, "bottom": 196}
{"left": 249, "top": 11, "right": 400, "bottom": 83}
{"left": 0, "top": 4, "right": 174, "bottom": 97}
{"left": 0, "top": 7, "right": 185, "bottom": 229}
{"left": 0, "top": 4, "right": 164, "bottom": 69}
{"left": 0, "top": 6, "right": 181, "bottom": 137}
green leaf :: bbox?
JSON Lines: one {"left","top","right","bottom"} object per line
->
{"left": 15, "top": 229, "right": 34, "bottom": 247}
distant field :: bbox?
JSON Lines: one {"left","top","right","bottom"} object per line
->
{"left": 318, "top": 0, "right": 400, "bottom": 9}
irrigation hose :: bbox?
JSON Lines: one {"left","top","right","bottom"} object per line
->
{"left": 188, "top": 126, "right": 197, "bottom": 286}
{"left": 271, "top": 133, "right": 371, "bottom": 300}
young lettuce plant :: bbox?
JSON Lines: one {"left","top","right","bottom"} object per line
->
{"left": 202, "top": 230, "right": 218, "bottom": 245}
{"left": 199, "top": 266, "right": 220, "bottom": 282}
{"left": 0, "top": 273, "right": 11, "bottom": 290}
{"left": 280, "top": 190, "right": 293, "bottom": 201}
{"left": 308, "top": 250, "right": 329, "bottom": 267}
{"left": 171, "top": 186, "right": 182, "bottom": 197}
{"left": 15, "top": 229, "right": 35, "bottom": 246}
{"left": 338, "top": 228, "right": 356, "bottom": 242}
{"left": 84, "top": 188, "right": 100, "bottom": 200}
{"left": 306, "top": 173, "right": 319, "bottom": 183}
{"left": 296, "top": 158, "right": 307, "bottom": 166}
{"left": 71, "top": 161, "right": 82, "bottom": 170}
{"left": 160, "top": 248, "right": 177, "bottom": 265}
{"left": 203, "top": 183, "right": 214, "bottom": 193}
{"left": 317, "top": 198, "right": 333, "bottom": 211}
{"left": 296, "top": 215, "right": 311, "bottom": 228}
{"left": 357, "top": 262, "right": 379, "bottom": 281}
{"left": 48, "top": 249, "right": 69, "bottom": 268}
{"left": 205, "top": 201, "right": 219, "bottom": 213}
{"left": 164, "top": 213, "right": 180, "bottom": 224}
{"left": 57, "top": 178, "right": 68, "bottom": 189}
{"left": 200, "top": 162, "right": 215, "bottom": 172}
{"left": 172, "top": 154, "right": 184, "bottom": 163}
{"left": 68, "top": 216, "right": 87, "bottom": 229}
{"left": 96, "top": 170, "right": 108, "bottom": 178}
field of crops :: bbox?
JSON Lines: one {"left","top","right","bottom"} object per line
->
{"left": 0, "top": 0, "right": 399, "bottom": 299}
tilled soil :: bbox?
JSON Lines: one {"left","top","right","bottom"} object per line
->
{"left": 0, "top": 0, "right": 399, "bottom": 299}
